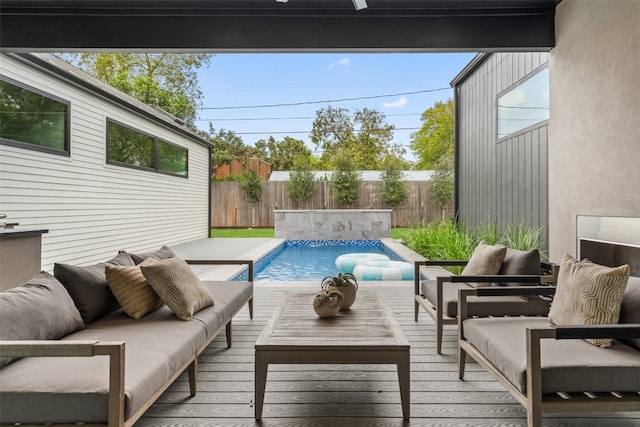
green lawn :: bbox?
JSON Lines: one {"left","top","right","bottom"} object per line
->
{"left": 210, "top": 228, "right": 409, "bottom": 239}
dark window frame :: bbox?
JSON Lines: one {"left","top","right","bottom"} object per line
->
{"left": 0, "top": 75, "right": 71, "bottom": 157}
{"left": 496, "top": 65, "right": 549, "bottom": 142}
{"left": 106, "top": 118, "right": 189, "bottom": 178}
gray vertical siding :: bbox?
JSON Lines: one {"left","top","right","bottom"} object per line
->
{"left": 454, "top": 52, "right": 549, "bottom": 249}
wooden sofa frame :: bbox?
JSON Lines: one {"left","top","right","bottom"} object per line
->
{"left": 0, "top": 259, "right": 254, "bottom": 427}
{"left": 413, "top": 260, "right": 558, "bottom": 354}
{"left": 458, "top": 286, "right": 640, "bottom": 427}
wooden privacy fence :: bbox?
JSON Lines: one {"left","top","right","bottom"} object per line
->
{"left": 211, "top": 180, "right": 453, "bottom": 228}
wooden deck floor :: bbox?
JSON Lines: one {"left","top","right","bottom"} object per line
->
{"left": 137, "top": 283, "right": 640, "bottom": 427}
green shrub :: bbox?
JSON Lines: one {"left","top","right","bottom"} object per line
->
{"left": 331, "top": 152, "right": 361, "bottom": 206}
{"left": 381, "top": 159, "right": 409, "bottom": 207}
{"left": 239, "top": 170, "right": 263, "bottom": 204}
{"left": 286, "top": 156, "right": 316, "bottom": 207}
{"left": 403, "top": 220, "right": 545, "bottom": 273}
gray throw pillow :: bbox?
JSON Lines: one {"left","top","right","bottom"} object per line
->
{"left": 0, "top": 272, "right": 85, "bottom": 368}
{"left": 54, "top": 251, "right": 135, "bottom": 324}
{"left": 126, "top": 245, "right": 176, "bottom": 265}
{"left": 494, "top": 248, "right": 541, "bottom": 286}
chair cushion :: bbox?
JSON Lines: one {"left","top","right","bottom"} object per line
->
{"left": 0, "top": 272, "right": 84, "bottom": 368}
{"left": 105, "top": 259, "right": 163, "bottom": 320}
{"left": 463, "top": 317, "right": 640, "bottom": 394}
{"left": 549, "top": 254, "right": 630, "bottom": 347}
{"left": 421, "top": 279, "right": 550, "bottom": 318}
{"left": 126, "top": 245, "right": 176, "bottom": 265}
{"left": 140, "top": 257, "right": 214, "bottom": 321}
{"left": 461, "top": 241, "right": 507, "bottom": 287}
{"left": 619, "top": 275, "right": 640, "bottom": 349}
{"left": 54, "top": 252, "right": 135, "bottom": 324}
{"left": 494, "top": 248, "right": 541, "bottom": 286}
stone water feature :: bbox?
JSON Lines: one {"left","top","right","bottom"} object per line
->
{"left": 274, "top": 209, "right": 392, "bottom": 240}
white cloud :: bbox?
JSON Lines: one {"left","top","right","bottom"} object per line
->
{"left": 328, "top": 57, "right": 350, "bottom": 70}
{"left": 383, "top": 96, "right": 408, "bottom": 109}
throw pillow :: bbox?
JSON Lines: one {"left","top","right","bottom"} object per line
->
{"left": 105, "top": 258, "right": 163, "bottom": 319}
{"left": 0, "top": 272, "right": 85, "bottom": 368}
{"left": 54, "top": 251, "right": 135, "bottom": 324}
{"left": 494, "top": 248, "right": 541, "bottom": 286}
{"left": 140, "top": 257, "right": 214, "bottom": 321}
{"left": 548, "top": 254, "right": 630, "bottom": 347}
{"left": 126, "top": 245, "right": 176, "bottom": 265}
{"left": 461, "top": 241, "right": 507, "bottom": 287}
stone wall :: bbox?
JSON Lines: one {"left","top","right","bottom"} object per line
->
{"left": 274, "top": 210, "right": 392, "bottom": 240}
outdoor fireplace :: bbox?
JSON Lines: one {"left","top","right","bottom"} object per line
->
{"left": 577, "top": 216, "right": 640, "bottom": 277}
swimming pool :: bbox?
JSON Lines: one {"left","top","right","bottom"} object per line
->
{"left": 253, "top": 240, "right": 404, "bottom": 281}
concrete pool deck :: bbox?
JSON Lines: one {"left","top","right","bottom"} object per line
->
{"left": 169, "top": 237, "right": 427, "bottom": 284}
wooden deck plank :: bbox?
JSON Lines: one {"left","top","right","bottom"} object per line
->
{"left": 137, "top": 283, "right": 640, "bottom": 426}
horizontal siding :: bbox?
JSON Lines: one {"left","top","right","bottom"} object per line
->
{"left": 0, "top": 55, "right": 210, "bottom": 272}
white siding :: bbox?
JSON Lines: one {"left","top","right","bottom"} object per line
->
{"left": 0, "top": 55, "right": 210, "bottom": 272}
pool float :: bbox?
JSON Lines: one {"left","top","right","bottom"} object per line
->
{"left": 335, "top": 253, "right": 390, "bottom": 273}
{"left": 352, "top": 260, "right": 415, "bottom": 281}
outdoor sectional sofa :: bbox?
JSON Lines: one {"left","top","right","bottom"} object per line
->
{"left": 458, "top": 255, "right": 640, "bottom": 427}
{"left": 0, "top": 246, "right": 254, "bottom": 427}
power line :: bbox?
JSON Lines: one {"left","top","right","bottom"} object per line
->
{"left": 199, "top": 88, "right": 450, "bottom": 110}
{"left": 232, "top": 126, "right": 422, "bottom": 136}
{"left": 195, "top": 112, "right": 424, "bottom": 122}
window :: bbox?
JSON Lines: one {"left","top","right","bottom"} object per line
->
{"left": 497, "top": 67, "right": 549, "bottom": 139}
{"left": 106, "top": 119, "right": 188, "bottom": 178}
{"left": 158, "top": 139, "right": 188, "bottom": 176}
{"left": 0, "top": 77, "right": 70, "bottom": 155}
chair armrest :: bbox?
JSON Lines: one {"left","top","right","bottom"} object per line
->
{"left": 415, "top": 259, "right": 469, "bottom": 267}
{"left": 0, "top": 340, "right": 126, "bottom": 427}
{"left": 185, "top": 259, "right": 254, "bottom": 282}
{"left": 457, "top": 286, "right": 556, "bottom": 336}
{"left": 448, "top": 275, "right": 545, "bottom": 284}
{"left": 553, "top": 324, "right": 640, "bottom": 340}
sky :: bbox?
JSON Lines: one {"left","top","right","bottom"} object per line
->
{"left": 194, "top": 53, "right": 476, "bottom": 163}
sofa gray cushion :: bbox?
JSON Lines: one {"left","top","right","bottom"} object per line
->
{"left": 422, "top": 279, "right": 550, "bottom": 318}
{"left": 463, "top": 317, "right": 640, "bottom": 394}
{"left": 54, "top": 252, "right": 135, "bottom": 324}
{"left": 619, "top": 275, "right": 640, "bottom": 349}
{"left": 0, "top": 272, "right": 84, "bottom": 368}
{"left": 494, "top": 248, "right": 541, "bottom": 286}
{"left": 126, "top": 245, "right": 176, "bottom": 265}
{"left": 0, "top": 280, "right": 252, "bottom": 424}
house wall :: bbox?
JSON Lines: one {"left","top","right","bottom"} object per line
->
{"left": 548, "top": 0, "right": 640, "bottom": 262}
{"left": 455, "top": 52, "right": 549, "bottom": 246}
{"left": 0, "top": 55, "right": 211, "bottom": 272}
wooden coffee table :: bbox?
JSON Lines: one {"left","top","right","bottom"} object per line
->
{"left": 255, "top": 291, "right": 410, "bottom": 419}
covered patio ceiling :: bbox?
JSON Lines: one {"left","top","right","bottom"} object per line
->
{"left": 0, "top": 0, "right": 561, "bottom": 52}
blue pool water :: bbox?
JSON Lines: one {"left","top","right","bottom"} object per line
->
{"left": 254, "top": 240, "right": 403, "bottom": 281}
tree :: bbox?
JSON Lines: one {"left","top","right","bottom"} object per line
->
{"left": 430, "top": 155, "right": 455, "bottom": 219}
{"left": 253, "top": 136, "right": 312, "bottom": 170}
{"left": 63, "top": 53, "right": 211, "bottom": 128}
{"left": 381, "top": 157, "right": 409, "bottom": 208}
{"left": 410, "top": 99, "right": 455, "bottom": 169}
{"left": 311, "top": 106, "right": 399, "bottom": 169}
{"left": 286, "top": 156, "right": 316, "bottom": 207}
{"left": 239, "top": 170, "right": 263, "bottom": 204}
{"left": 331, "top": 152, "right": 362, "bottom": 206}
{"left": 207, "top": 126, "right": 249, "bottom": 177}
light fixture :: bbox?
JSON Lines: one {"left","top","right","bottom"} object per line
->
{"left": 352, "top": 0, "right": 368, "bottom": 10}
{"left": 275, "top": 0, "right": 368, "bottom": 11}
